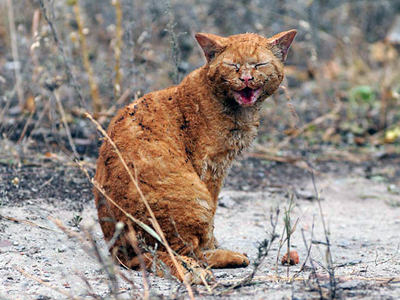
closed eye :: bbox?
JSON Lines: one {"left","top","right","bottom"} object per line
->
{"left": 223, "top": 62, "right": 240, "bottom": 71}
{"left": 255, "top": 62, "right": 270, "bottom": 70}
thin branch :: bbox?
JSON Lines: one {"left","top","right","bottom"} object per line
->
{"left": 54, "top": 89, "right": 80, "bottom": 159}
{"left": 37, "top": 0, "right": 88, "bottom": 111}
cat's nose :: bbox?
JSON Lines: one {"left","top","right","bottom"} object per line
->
{"left": 239, "top": 74, "right": 254, "bottom": 86}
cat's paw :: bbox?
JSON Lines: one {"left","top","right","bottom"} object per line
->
{"left": 184, "top": 267, "right": 214, "bottom": 285}
{"left": 226, "top": 252, "right": 249, "bottom": 268}
{"left": 203, "top": 249, "right": 250, "bottom": 268}
{"left": 181, "top": 256, "right": 214, "bottom": 285}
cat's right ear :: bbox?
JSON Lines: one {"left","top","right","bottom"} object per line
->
{"left": 268, "top": 29, "right": 297, "bottom": 62}
{"left": 195, "top": 33, "right": 226, "bottom": 63}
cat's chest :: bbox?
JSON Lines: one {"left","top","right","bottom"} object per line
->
{"left": 199, "top": 123, "right": 258, "bottom": 181}
{"left": 225, "top": 125, "right": 258, "bottom": 152}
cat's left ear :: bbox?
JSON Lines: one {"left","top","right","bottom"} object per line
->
{"left": 195, "top": 33, "right": 226, "bottom": 63}
{"left": 268, "top": 29, "right": 297, "bottom": 62}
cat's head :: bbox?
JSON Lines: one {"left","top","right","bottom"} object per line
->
{"left": 195, "top": 30, "right": 297, "bottom": 107}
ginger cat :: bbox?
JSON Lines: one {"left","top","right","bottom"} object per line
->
{"left": 94, "top": 30, "right": 297, "bottom": 283}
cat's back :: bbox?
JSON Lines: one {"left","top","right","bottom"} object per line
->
{"left": 106, "top": 86, "right": 183, "bottom": 145}
{"left": 95, "top": 85, "right": 188, "bottom": 184}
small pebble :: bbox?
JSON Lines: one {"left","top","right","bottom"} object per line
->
{"left": 16, "top": 246, "right": 26, "bottom": 251}
{"left": 218, "top": 195, "right": 236, "bottom": 209}
{"left": 338, "top": 239, "right": 350, "bottom": 248}
{"left": 338, "top": 280, "right": 363, "bottom": 290}
{"left": 281, "top": 250, "right": 300, "bottom": 265}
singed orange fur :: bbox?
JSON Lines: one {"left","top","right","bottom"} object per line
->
{"left": 94, "top": 30, "right": 297, "bottom": 283}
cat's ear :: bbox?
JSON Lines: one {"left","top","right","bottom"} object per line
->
{"left": 268, "top": 29, "right": 297, "bottom": 62}
{"left": 195, "top": 33, "right": 226, "bottom": 63}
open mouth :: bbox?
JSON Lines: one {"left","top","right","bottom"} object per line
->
{"left": 232, "top": 87, "right": 261, "bottom": 107}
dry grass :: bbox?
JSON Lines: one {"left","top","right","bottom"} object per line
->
{"left": 1, "top": 1, "right": 400, "bottom": 299}
{"left": 72, "top": 0, "right": 102, "bottom": 113}
{"left": 1, "top": 0, "right": 400, "bottom": 154}
{"left": 5, "top": 0, "right": 23, "bottom": 108}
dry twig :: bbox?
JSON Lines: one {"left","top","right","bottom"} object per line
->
{"left": 0, "top": 214, "right": 62, "bottom": 233}
{"left": 15, "top": 267, "right": 80, "bottom": 300}
{"left": 275, "top": 99, "right": 342, "bottom": 152}
{"left": 50, "top": 217, "right": 121, "bottom": 297}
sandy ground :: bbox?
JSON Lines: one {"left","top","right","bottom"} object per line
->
{"left": 1, "top": 159, "right": 400, "bottom": 299}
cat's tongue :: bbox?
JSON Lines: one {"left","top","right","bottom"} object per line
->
{"left": 233, "top": 87, "right": 260, "bottom": 107}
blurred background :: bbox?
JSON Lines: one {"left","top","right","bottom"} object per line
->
{"left": 0, "top": 0, "right": 400, "bottom": 164}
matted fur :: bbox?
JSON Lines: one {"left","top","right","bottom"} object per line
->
{"left": 94, "top": 30, "right": 297, "bottom": 283}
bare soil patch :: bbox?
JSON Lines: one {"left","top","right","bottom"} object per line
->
{"left": 1, "top": 153, "right": 400, "bottom": 299}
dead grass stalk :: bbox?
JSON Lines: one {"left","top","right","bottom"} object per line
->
{"left": 15, "top": 267, "right": 80, "bottom": 300}
{"left": 72, "top": 0, "right": 102, "bottom": 113}
{"left": 126, "top": 223, "right": 150, "bottom": 299}
{"left": 112, "top": 0, "right": 123, "bottom": 99}
{"left": 54, "top": 89, "right": 79, "bottom": 158}
{"left": 50, "top": 217, "right": 121, "bottom": 297}
{"left": 165, "top": 1, "right": 186, "bottom": 85}
{"left": 283, "top": 195, "right": 299, "bottom": 276}
{"left": 6, "top": 0, "right": 24, "bottom": 108}
{"left": 83, "top": 113, "right": 196, "bottom": 299}
{"left": 281, "top": 86, "right": 337, "bottom": 298}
